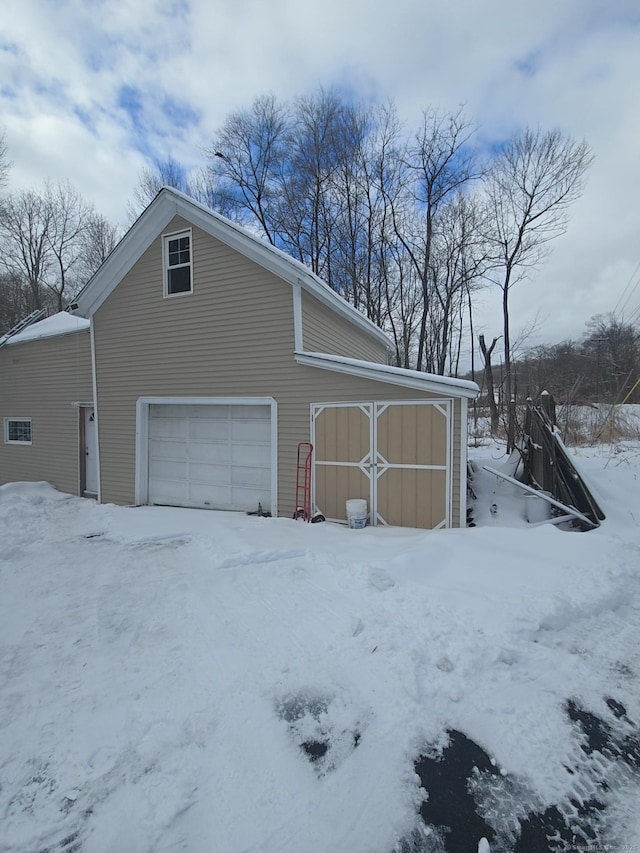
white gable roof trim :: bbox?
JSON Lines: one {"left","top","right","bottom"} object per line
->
{"left": 74, "top": 188, "right": 391, "bottom": 349}
{"left": 73, "top": 197, "right": 179, "bottom": 317}
{"left": 295, "top": 352, "right": 480, "bottom": 399}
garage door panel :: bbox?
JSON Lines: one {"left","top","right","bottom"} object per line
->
{"left": 150, "top": 404, "right": 182, "bottom": 419}
{"left": 231, "top": 485, "right": 270, "bottom": 508}
{"left": 230, "top": 404, "right": 270, "bottom": 419}
{"left": 189, "top": 405, "right": 229, "bottom": 419}
{"left": 230, "top": 444, "right": 270, "bottom": 467}
{"left": 189, "top": 441, "right": 233, "bottom": 464}
{"left": 149, "top": 439, "right": 188, "bottom": 461}
{"left": 231, "top": 465, "right": 271, "bottom": 488}
{"left": 188, "top": 483, "right": 233, "bottom": 506}
{"left": 189, "top": 481, "right": 269, "bottom": 509}
{"left": 187, "top": 462, "right": 231, "bottom": 485}
{"left": 148, "top": 457, "right": 188, "bottom": 479}
{"left": 147, "top": 403, "right": 272, "bottom": 512}
{"left": 149, "top": 417, "right": 188, "bottom": 440}
{"left": 189, "top": 420, "right": 230, "bottom": 441}
{"left": 148, "top": 477, "right": 189, "bottom": 504}
{"left": 231, "top": 420, "right": 271, "bottom": 443}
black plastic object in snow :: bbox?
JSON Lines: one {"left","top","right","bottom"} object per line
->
{"left": 246, "top": 502, "right": 272, "bottom": 517}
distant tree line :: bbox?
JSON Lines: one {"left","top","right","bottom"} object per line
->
{"left": 0, "top": 130, "right": 120, "bottom": 334}
{"left": 508, "top": 314, "right": 640, "bottom": 405}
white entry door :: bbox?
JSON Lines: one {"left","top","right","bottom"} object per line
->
{"left": 147, "top": 403, "right": 272, "bottom": 512}
{"left": 83, "top": 407, "right": 98, "bottom": 495}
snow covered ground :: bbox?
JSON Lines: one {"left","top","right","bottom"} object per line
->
{"left": 1, "top": 443, "right": 639, "bottom": 852}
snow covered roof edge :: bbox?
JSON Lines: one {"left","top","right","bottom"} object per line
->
{"left": 295, "top": 351, "right": 480, "bottom": 399}
{"left": 5, "top": 312, "right": 90, "bottom": 345}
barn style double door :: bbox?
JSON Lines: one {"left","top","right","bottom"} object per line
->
{"left": 311, "top": 400, "right": 452, "bottom": 529}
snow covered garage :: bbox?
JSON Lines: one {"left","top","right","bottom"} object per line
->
{"left": 2, "top": 188, "right": 478, "bottom": 529}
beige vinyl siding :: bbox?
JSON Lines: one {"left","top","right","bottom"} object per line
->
{"left": 301, "top": 290, "right": 389, "bottom": 363}
{"left": 93, "top": 216, "right": 297, "bottom": 506}
{"left": 0, "top": 332, "right": 93, "bottom": 494}
{"left": 94, "top": 215, "right": 465, "bottom": 527}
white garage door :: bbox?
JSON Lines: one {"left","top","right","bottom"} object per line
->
{"left": 148, "top": 403, "right": 272, "bottom": 511}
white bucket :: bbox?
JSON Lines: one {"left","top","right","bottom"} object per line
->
{"left": 346, "top": 499, "right": 368, "bottom": 529}
{"left": 524, "top": 492, "right": 552, "bottom": 524}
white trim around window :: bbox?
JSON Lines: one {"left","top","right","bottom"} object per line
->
{"left": 163, "top": 228, "right": 193, "bottom": 298}
{"left": 4, "top": 417, "right": 32, "bottom": 445}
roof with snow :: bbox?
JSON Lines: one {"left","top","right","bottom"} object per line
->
{"left": 4, "top": 312, "right": 90, "bottom": 345}
{"left": 295, "top": 352, "right": 479, "bottom": 398}
{"left": 73, "top": 187, "right": 391, "bottom": 350}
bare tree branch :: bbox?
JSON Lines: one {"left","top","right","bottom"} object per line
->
{"left": 484, "top": 126, "right": 593, "bottom": 449}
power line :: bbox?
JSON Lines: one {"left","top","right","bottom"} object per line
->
{"left": 625, "top": 299, "right": 640, "bottom": 326}
{"left": 613, "top": 259, "right": 640, "bottom": 320}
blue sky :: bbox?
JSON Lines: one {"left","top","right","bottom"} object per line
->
{"left": 2, "top": 0, "right": 640, "bottom": 347}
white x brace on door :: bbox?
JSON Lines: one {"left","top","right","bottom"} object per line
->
{"left": 311, "top": 400, "right": 452, "bottom": 529}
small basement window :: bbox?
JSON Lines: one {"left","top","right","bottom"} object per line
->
{"left": 163, "top": 230, "right": 192, "bottom": 296}
{"left": 4, "top": 418, "right": 32, "bottom": 444}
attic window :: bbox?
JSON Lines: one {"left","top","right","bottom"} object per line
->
{"left": 163, "top": 230, "right": 192, "bottom": 297}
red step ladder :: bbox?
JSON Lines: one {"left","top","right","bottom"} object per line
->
{"left": 293, "top": 442, "right": 313, "bottom": 521}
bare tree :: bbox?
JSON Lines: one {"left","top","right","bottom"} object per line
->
{"left": 390, "top": 108, "right": 480, "bottom": 371}
{"left": 0, "top": 188, "right": 54, "bottom": 312}
{"left": 427, "top": 193, "right": 491, "bottom": 375}
{"left": 584, "top": 314, "right": 639, "bottom": 402}
{"left": 279, "top": 88, "right": 353, "bottom": 279}
{"left": 199, "top": 96, "right": 490, "bottom": 373}
{"left": 197, "top": 92, "right": 596, "bottom": 392}
{"left": 484, "top": 127, "right": 593, "bottom": 449}
{"left": 203, "top": 94, "right": 289, "bottom": 242}
{"left": 0, "top": 129, "right": 10, "bottom": 193}
{"left": 0, "top": 181, "right": 117, "bottom": 321}
{"left": 80, "top": 212, "right": 121, "bottom": 279}
{"left": 128, "top": 156, "right": 192, "bottom": 220}
{"left": 0, "top": 272, "right": 32, "bottom": 334}
{"left": 322, "top": 101, "right": 376, "bottom": 309}
{"left": 479, "top": 334, "right": 500, "bottom": 434}
{"left": 45, "top": 181, "right": 94, "bottom": 310}
{"left": 502, "top": 314, "right": 639, "bottom": 407}
{"left": 202, "top": 89, "right": 401, "bottom": 327}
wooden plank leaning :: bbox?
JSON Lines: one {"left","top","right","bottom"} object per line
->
{"left": 482, "top": 465, "right": 598, "bottom": 529}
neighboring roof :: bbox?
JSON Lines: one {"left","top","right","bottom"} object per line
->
{"left": 73, "top": 187, "right": 391, "bottom": 349}
{"left": 295, "top": 351, "right": 480, "bottom": 399}
{"left": 4, "top": 312, "right": 90, "bottom": 345}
